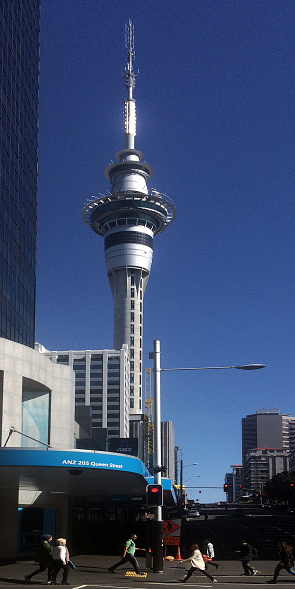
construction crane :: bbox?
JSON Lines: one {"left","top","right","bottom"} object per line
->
{"left": 144, "top": 367, "right": 154, "bottom": 471}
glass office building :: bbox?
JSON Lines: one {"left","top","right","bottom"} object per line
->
{"left": 0, "top": 0, "right": 40, "bottom": 347}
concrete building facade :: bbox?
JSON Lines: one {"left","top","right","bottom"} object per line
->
{"left": 242, "top": 409, "right": 295, "bottom": 467}
{"left": 244, "top": 448, "right": 289, "bottom": 492}
{"left": 0, "top": 0, "right": 40, "bottom": 347}
{"left": 161, "top": 421, "right": 175, "bottom": 483}
{"left": 224, "top": 472, "right": 234, "bottom": 503}
{"left": 38, "top": 346, "right": 130, "bottom": 443}
{"left": 0, "top": 338, "right": 75, "bottom": 560}
{"left": 230, "top": 464, "right": 243, "bottom": 502}
{"left": 0, "top": 339, "right": 75, "bottom": 450}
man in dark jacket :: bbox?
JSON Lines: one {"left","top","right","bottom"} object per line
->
{"left": 25, "top": 534, "right": 53, "bottom": 583}
{"left": 236, "top": 540, "right": 257, "bottom": 576}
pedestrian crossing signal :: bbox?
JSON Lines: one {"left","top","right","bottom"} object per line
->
{"left": 146, "top": 484, "right": 163, "bottom": 506}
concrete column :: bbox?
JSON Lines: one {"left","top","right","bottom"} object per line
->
{"left": 55, "top": 498, "right": 70, "bottom": 541}
{"left": 0, "top": 471, "right": 19, "bottom": 561}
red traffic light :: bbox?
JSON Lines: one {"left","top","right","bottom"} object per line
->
{"left": 291, "top": 483, "right": 294, "bottom": 487}
{"left": 146, "top": 484, "right": 163, "bottom": 506}
{"left": 223, "top": 484, "right": 228, "bottom": 492}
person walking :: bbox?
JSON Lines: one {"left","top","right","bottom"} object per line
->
{"left": 267, "top": 541, "right": 295, "bottom": 584}
{"left": 51, "top": 538, "right": 70, "bottom": 585}
{"left": 25, "top": 534, "right": 53, "bottom": 583}
{"left": 203, "top": 539, "right": 219, "bottom": 570}
{"left": 108, "top": 533, "right": 144, "bottom": 575}
{"left": 178, "top": 543, "right": 217, "bottom": 583}
{"left": 236, "top": 540, "right": 257, "bottom": 576}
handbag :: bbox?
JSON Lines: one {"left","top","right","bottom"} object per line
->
{"left": 68, "top": 560, "right": 76, "bottom": 569}
{"left": 202, "top": 554, "right": 212, "bottom": 563}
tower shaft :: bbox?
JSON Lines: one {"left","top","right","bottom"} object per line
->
{"left": 82, "top": 21, "right": 176, "bottom": 418}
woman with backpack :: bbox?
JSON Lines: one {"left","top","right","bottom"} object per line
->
{"left": 267, "top": 541, "right": 295, "bottom": 584}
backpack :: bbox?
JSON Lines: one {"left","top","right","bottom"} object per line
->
{"left": 252, "top": 546, "right": 258, "bottom": 559}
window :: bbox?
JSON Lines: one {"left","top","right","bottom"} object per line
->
{"left": 130, "top": 336, "right": 134, "bottom": 346}
{"left": 130, "top": 373, "right": 134, "bottom": 383}
{"left": 131, "top": 300, "right": 134, "bottom": 310}
{"left": 131, "top": 288, "right": 134, "bottom": 297}
{"left": 130, "top": 312, "right": 134, "bottom": 322}
{"left": 131, "top": 275, "right": 135, "bottom": 286}
{"left": 130, "top": 349, "right": 134, "bottom": 359}
{"left": 130, "top": 324, "right": 134, "bottom": 334}
{"left": 130, "top": 361, "right": 134, "bottom": 371}
{"left": 130, "top": 398, "right": 134, "bottom": 408}
{"left": 130, "top": 386, "right": 134, "bottom": 396}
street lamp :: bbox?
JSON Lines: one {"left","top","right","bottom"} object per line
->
{"left": 180, "top": 462, "right": 198, "bottom": 511}
{"left": 149, "top": 339, "right": 265, "bottom": 573}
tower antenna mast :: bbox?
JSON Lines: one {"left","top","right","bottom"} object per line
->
{"left": 124, "top": 19, "right": 136, "bottom": 148}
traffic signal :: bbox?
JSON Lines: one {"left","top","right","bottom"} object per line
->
{"left": 146, "top": 484, "right": 163, "bottom": 506}
{"left": 224, "top": 484, "right": 229, "bottom": 492}
{"left": 291, "top": 483, "right": 294, "bottom": 487}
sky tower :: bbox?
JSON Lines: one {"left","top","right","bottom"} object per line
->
{"left": 82, "top": 21, "right": 176, "bottom": 418}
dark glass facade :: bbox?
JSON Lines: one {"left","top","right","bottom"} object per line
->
{"left": 0, "top": 0, "right": 40, "bottom": 347}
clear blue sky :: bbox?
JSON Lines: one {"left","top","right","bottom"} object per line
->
{"left": 36, "top": 0, "right": 295, "bottom": 502}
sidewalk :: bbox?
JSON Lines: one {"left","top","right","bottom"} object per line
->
{"left": 0, "top": 556, "right": 288, "bottom": 585}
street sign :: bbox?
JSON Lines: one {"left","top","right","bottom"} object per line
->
{"left": 163, "top": 519, "right": 181, "bottom": 546}
{"left": 163, "top": 519, "right": 181, "bottom": 536}
{"left": 163, "top": 536, "right": 180, "bottom": 545}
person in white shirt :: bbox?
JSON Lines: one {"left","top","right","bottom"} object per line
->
{"left": 203, "top": 539, "right": 220, "bottom": 569}
{"left": 179, "top": 543, "right": 217, "bottom": 583}
{"left": 51, "top": 538, "right": 70, "bottom": 585}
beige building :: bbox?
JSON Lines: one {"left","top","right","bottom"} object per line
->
{"left": 244, "top": 447, "right": 289, "bottom": 491}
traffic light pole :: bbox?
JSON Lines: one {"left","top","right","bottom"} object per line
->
{"left": 149, "top": 340, "right": 163, "bottom": 573}
{"left": 149, "top": 340, "right": 265, "bottom": 573}
{"left": 180, "top": 459, "right": 184, "bottom": 515}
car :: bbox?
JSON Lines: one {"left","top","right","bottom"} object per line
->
{"left": 187, "top": 508, "right": 200, "bottom": 518}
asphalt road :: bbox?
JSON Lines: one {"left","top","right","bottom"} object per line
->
{"left": 1, "top": 555, "right": 295, "bottom": 589}
{"left": 182, "top": 508, "right": 295, "bottom": 560}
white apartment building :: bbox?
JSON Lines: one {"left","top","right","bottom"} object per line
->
{"left": 244, "top": 448, "right": 289, "bottom": 491}
{"left": 38, "top": 345, "right": 130, "bottom": 443}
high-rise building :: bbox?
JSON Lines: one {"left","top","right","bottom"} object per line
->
{"left": 230, "top": 464, "right": 243, "bottom": 502}
{"left": 242, "top": 409, "right": 295, "bottom": 467}
{"left": 161, "top": 421, "right": 175, "bottom": 482}
{"left": 81, "top": 21, "right": 176, "bottom": 419}
{"left": 244, "top": 448, "right": 289, "bottom": 492}
{"left": 0, "top": 0, "right": 40, "bottom": 347}
{"left": 39, "top": 345, "right": 130, "bottom": 443}
{"left": 224, "top": 472, "right": 233, "bottom": 503}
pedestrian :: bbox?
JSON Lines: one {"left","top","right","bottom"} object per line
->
{"left": 51, "top": 538, "right": 70, "bottom": 585}
{"left": 202, "top": 539, "right": 220, "bottom": 570}
{"left": 108, "top": 533, "right": 144, "bottom": 575}
{"left": 267, "top": 541, "right": 295, "bottom": 584}
{"left": 25, "top": 534, "right": 53, "bottom": 583}
{"left": 236, "top": 540, "right": 257, "bottom": 576}
{"left": 178, "top": 543, "right": 217, "bottom": 583}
